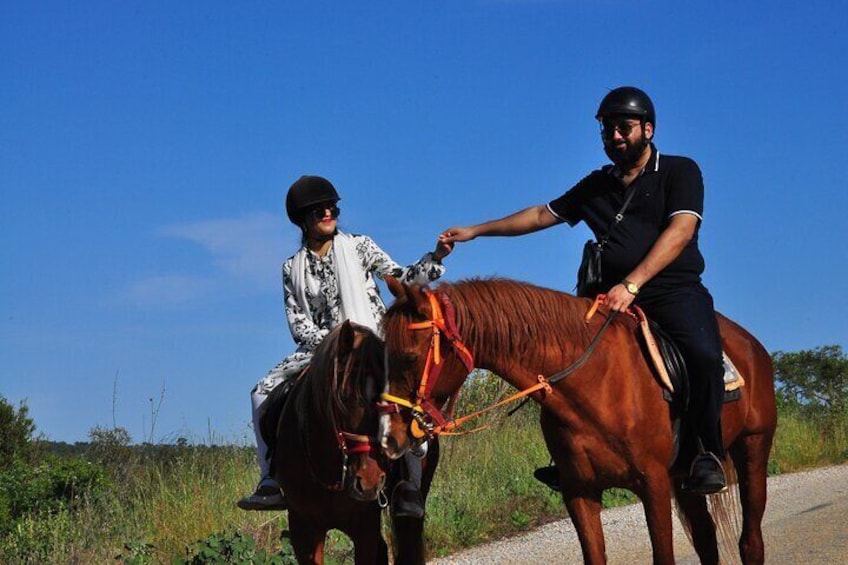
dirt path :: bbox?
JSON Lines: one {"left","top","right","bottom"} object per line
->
{"left": 428, "top": 464, "right": 848, "bottom": 564}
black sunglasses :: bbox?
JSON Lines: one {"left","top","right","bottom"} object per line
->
{"left": 600, "top": 118, "right": 642, "bottom": 139}
{"left": 308, "top": 203, "right": 340, "bottom": 220}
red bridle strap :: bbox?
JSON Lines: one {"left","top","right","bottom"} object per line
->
{"left": 339, "top": 431, "right": 380, "bottom": 456}
{"left": 407, "top": 289, "right": 475, "bottom": 403}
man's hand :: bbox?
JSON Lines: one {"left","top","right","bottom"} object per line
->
{"left": 439, "top": 226, "right": 476, "bottom": 244}
{"left": 605, "top": 283, "right": 637, "bottom": 312}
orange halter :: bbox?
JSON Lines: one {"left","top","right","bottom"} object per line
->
{"left": 380, "top": 292, "right": 629, "bottom": 441}
{"left": 380, "top": 288, "right": 554, "bottom": 440}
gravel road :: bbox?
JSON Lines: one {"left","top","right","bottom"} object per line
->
{"left": 428, "top": 464, "right": 848, "bottom": 564}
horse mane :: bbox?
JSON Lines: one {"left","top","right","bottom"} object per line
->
{"left": 384, "top": 277, "right": 603, "bottom": 374}
{"left": 293, "top": 323, "right": 385, "bottom": 434}
{"left": 446, "top": 278, "right": 598, "bottom": 357}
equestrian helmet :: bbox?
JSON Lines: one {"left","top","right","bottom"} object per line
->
{"left": 596, "top": 86, "right": 656, "bottom": 128}
{"left": 285, "top": 175, "right": 341, "bottom": 225}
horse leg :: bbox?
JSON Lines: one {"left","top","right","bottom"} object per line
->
{"left": 730, "top": 433, "right": 772, "bottom": 565}
{"left": 349, "top": 511, "right": 389, "bottom": 565}
{"left": 563, "top": 489, "right": 607, "bottom": 564}
{"left": 638, "top": 468, "right": 677, "bottom": 565}
{"left": 287, "top": 511, "right": 326, "bottom": 565}
{"left": 391, "top": 441, "right": 436, "bottom": 565}
{"left": 391, "top": 515, "right": 425, "bottom": 565}
{"left": 673, "top": 486, "right": 719, "bottom": 564}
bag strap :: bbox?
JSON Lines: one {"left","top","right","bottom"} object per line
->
{"left": 598, "top": 184, "right": 638, "bottom": 248}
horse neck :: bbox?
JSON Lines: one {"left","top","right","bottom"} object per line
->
{"left": 291, "top": 377, "right": 332, "bottom": 442}
{"left": 448, "top": 282, "right": 593, "bottom": 389}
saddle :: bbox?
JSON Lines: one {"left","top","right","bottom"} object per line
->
{"left": 629, "top": 306, "right": 744, "bottom": 404}
{"left": 630, "top": 308, "right": 744, "bottom": 467}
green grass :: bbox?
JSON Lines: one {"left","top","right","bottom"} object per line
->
{"left": 769, "top": 409, "right": 848, "bottom": 473}
{"left": 422, "top": 412, "right": 568, "bottom": 556}
{"left": 2, "top": 400, "right": 846, "bottom": 564}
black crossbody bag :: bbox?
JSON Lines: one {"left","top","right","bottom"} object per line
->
{"left": 576, "top": 185, "right": 638, "bottom": 297}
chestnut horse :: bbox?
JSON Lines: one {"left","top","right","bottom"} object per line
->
{"left": 271, "top": 320, "right": 439, "bottom": 565}
{"left": 379, "top": 278, "right": 776, "bottom": 565}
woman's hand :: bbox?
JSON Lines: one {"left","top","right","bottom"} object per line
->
{"left": 433, "top": 239, "right": 454, "bottom": 262}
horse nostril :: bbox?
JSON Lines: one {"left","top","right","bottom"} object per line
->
{"left": 381, "top": 435, "right": 396, "bottom": 453}
{"left": 386, "top": 438, "right": 405, "bottom": 460}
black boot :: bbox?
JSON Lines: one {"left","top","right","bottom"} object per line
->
{"left": 237, "top": 481, "right": 288, "bottom": 511}
{"left": 533, "top": 464, "right": 561, "bottom": 492}
{"left": 681, "top": 452, "right": 727, "bottom": 495}
{"left": 392, "top": 451, "right": 425, "bottom": 519}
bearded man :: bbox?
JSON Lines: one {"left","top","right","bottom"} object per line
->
{"left": 439, "top": 87, "right": 727, "bottom": 494}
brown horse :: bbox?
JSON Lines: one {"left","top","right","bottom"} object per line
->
{"left": 272, "top": 320, "right": 439, "bottom": 565}
{"left": 379, "top": 278, "right": 776, "bottom": 565}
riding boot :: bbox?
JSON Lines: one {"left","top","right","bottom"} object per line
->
{"left": 681, "top": 438, "right": 727, "bottom": 495}
{"left": 237, "top": 387, "right": 288, "bottom": 511}
{"left": 237, "top": 476, "right": 288, "bottom": 511}
{"left": 392, "top": 450, "right": 425, "bottom": 519}
{"left": 533, "top": 460, "right": 561, "bottom": 491}
{"left": 251, "top": 386, "right": 274, "bottom": 481}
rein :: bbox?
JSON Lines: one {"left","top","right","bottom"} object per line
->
{"left": 546, "top": 295, "right": 618, "bottom": 385}
{"left": 303, "top": 357, "right": 383, "bottom": 493}
{"left": 380, "top": 290, "right": 620, "bottom": 440}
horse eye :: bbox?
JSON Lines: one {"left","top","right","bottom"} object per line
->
{"left": 394, "top": 352, "right": 418, "bottom": 369}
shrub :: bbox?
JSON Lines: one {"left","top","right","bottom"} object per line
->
{"left": 0, "top": 455, "right": 109, "bottom": 536}
{"left": 115, "top": 541, "right": 156, "bottom": 565}
{"left": 773, "top": 345, "right": 848, "bottom": 419}
{"left": 0, "top": 396, "right": 38, "bottom": 470}
{"left": 176, "top": 531, "right": 290, "bottom": 565}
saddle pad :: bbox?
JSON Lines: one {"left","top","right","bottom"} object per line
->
{"left": 638, "top": 316, "right": 745, "bottom": 394}
{"left": 722, "top": 352, "right": 744, "bottom": 390}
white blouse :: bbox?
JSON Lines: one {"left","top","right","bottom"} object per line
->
{"left": 282, "top": 233, "right": 445, "bottom": 353}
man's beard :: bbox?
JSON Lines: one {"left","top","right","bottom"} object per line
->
{"left": 604, "top": 133, "right": 650, "bottom": 168}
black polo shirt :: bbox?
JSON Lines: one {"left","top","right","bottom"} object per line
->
{"left": 547, "top": 144, "right": 706, "bottom": 296}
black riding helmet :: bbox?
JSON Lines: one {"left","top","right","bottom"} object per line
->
{"left": 285, "top": 175, "right": 341, "bottom": 225}
{"left": 596, "top": 86, "right": 656, "bottom": 128}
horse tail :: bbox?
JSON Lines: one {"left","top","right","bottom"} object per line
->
{"left": 711, "top": 459, "right": 743, "bottom": 563}
{"left": 673, "top": 458, "right": 743, "bottom": 564}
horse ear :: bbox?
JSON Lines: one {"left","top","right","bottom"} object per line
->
{"left": 337, "top": 320, "right": 356, "bottom": 360}
{"left": 386, "top": 275, "right": 404, "bottom": 298}
{"left": 386, "top": 276, "right": 431, "bottom": 319}
{"left": 338, "top": 319, "right": 367, "bottom": 358}
{"left": 407, "top": 284, "right": 431, "bottom": 316}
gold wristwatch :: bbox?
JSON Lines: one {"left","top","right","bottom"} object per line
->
{"left": 623, "top": 279, "right": 640, "bottom": 295}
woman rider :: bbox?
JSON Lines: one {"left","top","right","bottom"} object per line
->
{"left": 237, "top": 175, "right": 452, "bottom": 517}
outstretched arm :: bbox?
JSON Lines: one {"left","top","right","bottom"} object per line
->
{"left": 439, "top": 205, "right": 561, "bottom": 244}
{"left": 359, "top": 235, "right": 448, "bottom": 286}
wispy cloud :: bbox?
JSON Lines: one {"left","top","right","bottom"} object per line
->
{"left": 122, "top": 212, "right": 290, "bottom": 306}
{"left": 157, "top": 212, "right": 287, "bottom": 284}
{"left": 123, "top": 274, "right": 216, "bottom": 306}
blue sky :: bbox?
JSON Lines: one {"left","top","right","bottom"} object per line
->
{"left": 3, "top": 1, "right": 847, "bottom": 444}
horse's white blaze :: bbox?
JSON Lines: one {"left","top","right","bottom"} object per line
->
{"left": 378, "top": 413, "right": 392, "bottom": 450}
{"left": 379, "top": 348, "right": 393, "bottom": 451}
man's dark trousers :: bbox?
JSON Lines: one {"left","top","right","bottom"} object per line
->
{"left": 637, "top": 283, "right": 725, "bottom": 457}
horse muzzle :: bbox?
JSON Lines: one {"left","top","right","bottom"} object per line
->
{"left": 347, "top": 468, "right": 387, "bottom": 502}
